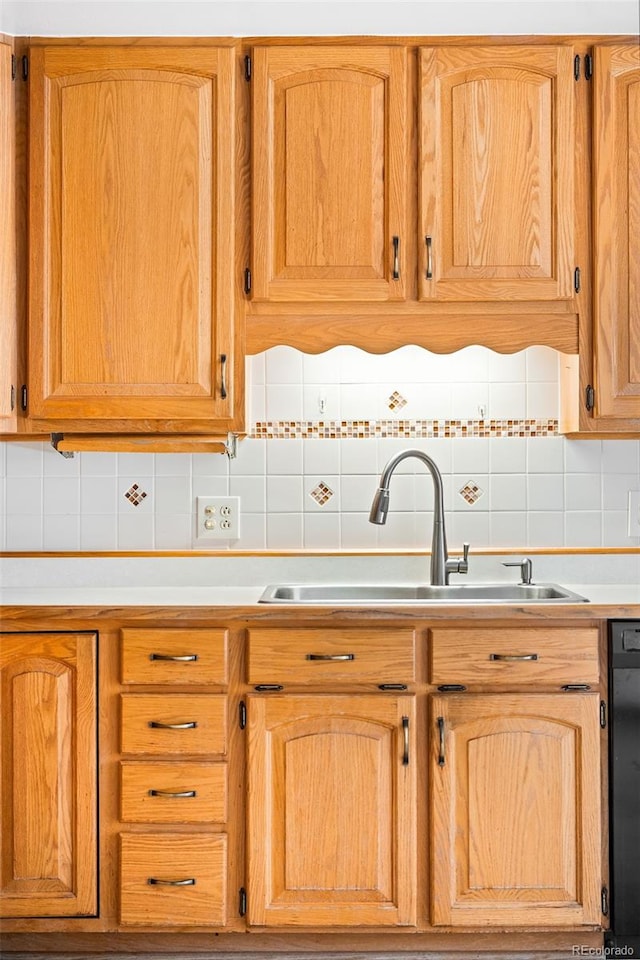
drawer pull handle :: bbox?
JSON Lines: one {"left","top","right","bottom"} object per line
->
{"left": 392, "top": 235, "right": 400, "bottom": 280}
{"left": 437, "top": 716, "right": 445, "bottom": 766}
{"left": 149, "top": 789, "right": 197, "bottom": 798}
{"left": 401, "top": 716, "right": 410, "bottom": 766}
{"left": 489, "top": 653, "right": 538, "bottom": 662}
{"left": 149, "top": 721, "right": 198, "bottom": 730}
{"left": 425, "top": 235, "right": 433, "bottom": 279}
{"left": 148, "top": 877, "right": 196, "bottom": 886}
{"left": 150, "top": 654, "right": 199, "bottom": 662}
{"left": 306, "top": 653, "right": 355, "bottom": 661}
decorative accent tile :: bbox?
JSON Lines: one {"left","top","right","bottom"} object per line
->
{"left": 459, "top": 480, "right": 484, "bottom": 505}
{"left": 309, "top": 481, "right": 334, "bottom": 506}
{"left": 124, "top": 483, "right": 148, "bottom": 507}
{"left": 251, "top": 419, "right": 558, "bottom": 440}
{"left": 387, "top": 390, "right": 408, "bottom": 411}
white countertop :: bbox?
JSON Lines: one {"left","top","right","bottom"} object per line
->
{"left": 1, "top": 554, "right": 639, "bottom": 610}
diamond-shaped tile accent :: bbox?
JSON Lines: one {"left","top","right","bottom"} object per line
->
{"left": 309, "top": 482, "right": 334, "bottom": 506}
{"left": 387, "top": 390, "right": 408, "bottom": 411}
{"left": 459, "top": 480, "right": 484, "bottom": 505}
{"left": 124, "top": 483, "right": 148, "bottom": 507}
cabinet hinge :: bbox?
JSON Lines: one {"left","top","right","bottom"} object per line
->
{"left": 601, "top": 885, "right": 609, "bottom": 917}
{"left": 239, "top": 700, "right": 247, "bottom": 730}
{"left": 585, "top": 384, "right": 595, "bottom": 412}
{"left": 244, "top": 55, "right": 252, "bottom": 81}
{"left": 10, "top": 384, "right": 15, "bottom": 411}
{"left": 600, "top": 700, "right": 607, "bottom": 728}
{"left": 573, "top": 54, "right": 581, "bottom": 81}
{"left": 244, "top": 267, "right": 252, "bottom": 296}
{"left": 585, "top": 53, "right": 593, "bottom": 81}
{"left": 437, "top": 684, "right": 467, "bottom": 692}
{"left": 574, "top": 266, "right": 581, "bottom": 293}
{"left": 20, "top": 384, "right": 27, "bottom": 412}
{"left": 21, "top": 55, "right": 28, "bottom": 81}
{"left": 239, "top": 887, "right": 247, "bottom": 917}
{"left": 11, "top": 54, "right": 16, "bottom": 80}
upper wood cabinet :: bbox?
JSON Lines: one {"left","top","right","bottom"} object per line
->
{"left": 0, "top": 632, "right": 97, "bottom": 918}
{"left": 419, "top": 44, "right": 575, "bottom": 302}
{"left": 251, "top": 45, "right": 408, "bottom": 303}
{"left": 591, "top": 43, "right": 640, "bottom": 421}
{"left": 27, "top": 45, "right": 241, "bottom": 431}
{"left": 0, "top": 42, "right": 17, "bottom": 431}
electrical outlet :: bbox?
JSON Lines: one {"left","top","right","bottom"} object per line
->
{"left": 628, "top": 491, "right": 640, "bottom": 536}
{"left": 196, "top": 496, "right": 241, "bottom": 541}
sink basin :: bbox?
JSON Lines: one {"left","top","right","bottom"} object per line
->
{"left": 259, "top": 583, "right": 589, "bottom": 604}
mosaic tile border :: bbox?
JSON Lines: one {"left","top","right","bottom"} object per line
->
{"left": 251, "top": 419, "right": 558, "bottom": 439}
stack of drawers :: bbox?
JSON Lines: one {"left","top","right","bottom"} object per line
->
{"left": 118, "top": 628, "right": 229, "bottom": 927}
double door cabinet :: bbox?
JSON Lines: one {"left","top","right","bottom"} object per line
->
{"left": 0, "top": 38, "right": 638, "bottom": 438}
{"left": 0, "top": 613, "right": 606, "bottom": 947}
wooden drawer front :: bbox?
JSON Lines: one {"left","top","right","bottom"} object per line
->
{"left": 247, "top": 627, "right": 416, "bottom": 684}
{"left": 120, "top": 762, "right": 227, "bottom": 823}
{"left": 119, "top": 833, "right": 227, "bottom": 926}
{"left": 430, "top": 627, "right": 599, "bottom": 685}
{"left": 121, "top": 695, "right": 227, "bottom": 756}
{"left": 121, "top": 629, "right": 228, "bottom": 685}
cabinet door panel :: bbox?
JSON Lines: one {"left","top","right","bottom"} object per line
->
{"left": 0, "top": 632, "right": 97, "bottom": 917}
{"left": 430, "top": 693, "right": 601, "bottom": 927}
{"left": 252, "top": 46, "right": 408, "bottom": 302}
{"left": 28, "top": 46, "right": 236, "bottom": 422}
{"left": 420, "top": 45, "right": 574, "bottom": 301}
{"left": 248, "top": 694, "right": 416, "bottom": 927}
{"left": 593, "top": 43, "right": 640, "bottom": 418}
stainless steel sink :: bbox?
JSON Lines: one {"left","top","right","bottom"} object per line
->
{"left": 259, "top": 583, "right": 589, "bottom": 604}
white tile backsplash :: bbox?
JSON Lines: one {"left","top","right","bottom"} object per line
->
{"left": 2, "top": 345, "right": 640, "bottom": 552}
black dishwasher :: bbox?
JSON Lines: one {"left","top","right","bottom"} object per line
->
{"left": 607, "top": 621, "right": 640, "bottom": 954}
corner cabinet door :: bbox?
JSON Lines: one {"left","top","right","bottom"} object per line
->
{"left": 252, "top": 46, "right": 408, "bottom": 302}
{"left": 592, "top": 44, "right": 640, "bottom": 419}
{"left": 28, "top": 46, "right": 236, "bottom": 423}
{"left": 0, "top": 632, "right": 97, "bottom": 917}
{"left": 247, "top": 694, "right": 416, "bottom": 927}
{"left": 419, "top": 45, "right": 574, "bottom": 301}
{"left": 430, "top": 693, "right": 602, "bottom": 927}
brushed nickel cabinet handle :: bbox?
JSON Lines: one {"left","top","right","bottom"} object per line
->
{"left": 149, "top": 721, "right": 198, "bottom": 729}
{"left": 425, "top": 235, "right": 433, "bottom": 279}
{"left": 402, "top": 716, "right": 410, "bottom": 766}
{"left": 392, "top": 236, "right": 400, "bottom": 280}
{"left": 150, "top": 654, "right": 198, "bottom": 662}
{"left": 149, "top": 789, "right": 197, "bottom": 798}
{"left": 306, "top": 653, "right": 355, "bottom": 661}
{"left": 489, "top": 653, "right": 538, "bottom": 662}
{"left": 220, "top": 354, "right": 228, "bottom": 400}
{"left": 147, "top": 877, "right": 196, "bottom": 886}
{"left": 437, "top": 716, "right": 445, "bottom": 766}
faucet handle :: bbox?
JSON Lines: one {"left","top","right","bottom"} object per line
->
{"left": 459, "top": 542, "right": 470, "bottom": 574}
{"left": 502, "top": 557, "right": 533, "bottom": 585}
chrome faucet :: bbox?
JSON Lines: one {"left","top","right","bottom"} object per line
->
{"left": 369, "top": 448, "right": 470, "bottom": 585}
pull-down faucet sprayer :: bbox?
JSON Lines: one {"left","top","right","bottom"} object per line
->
{"left": 369, "top": 449, "right": 469, "bottom": 586}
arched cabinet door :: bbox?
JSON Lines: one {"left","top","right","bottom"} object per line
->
{"left": 0, "top": 632, "right": 97, "bottom": 918}
{"left": 28, "top": 46, "right": 238, "bottom": 428}
{"left": 251, "top": 46, "right": 408, "bottom": 303}
{"left": 420, "top": 45, "right": 575, "bottom": 302}
{"left": 247, "top": 693, "right": 416, "bottom": 927}
{"left": 430, "top": 693, "right": 602, "bottom": 927}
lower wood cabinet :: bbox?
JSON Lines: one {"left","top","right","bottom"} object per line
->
{"left": 0, "top": 632, "right": 97, "bottom": 918}
{"left": 247, "top": 693, "right": 416, "bottom": 927}
{"left": 119, "top": 833, "right": 227, "bottom": 926}
{"left": 430, "top": 692, "right": 602, "bottom": 927}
